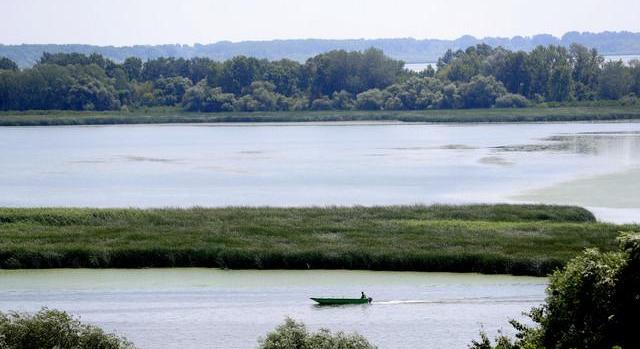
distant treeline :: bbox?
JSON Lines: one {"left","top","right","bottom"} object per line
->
{"left": 2, "top": 31, "right": 640, "bottom": 67}
{"left": 1, "top": 44, "right": 639, "bottom": 112}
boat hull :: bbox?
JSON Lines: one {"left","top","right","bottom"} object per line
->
{"left": 311, "top": 297, "right": 372, "bottom": 305}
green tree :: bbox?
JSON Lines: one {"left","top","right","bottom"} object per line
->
{"left": 548, "top": 61, "right": 574, "bottom": 102}
{"left": 182, "top": 81, "right": 235, "bottom": 112}
{"left": 570, "top": 44, "right": 603, "bottom": 100}
{"left": 331, "top": 90, "right": 355, "bottom": 110}
{"left": 0, "top": 57, "right": 18, "bottom": 71}
{"left": 220, "top": 56, "right": 267, "bottom": 95}
{"left": 438, "top": 44, "right": 495, "bottom": 82}
{"left": 355, "top": 88, "right": 386, "bottom": 110}
{"left": 186, "top": 57, "right": 217, "bottom": 84}
{"left": 306, "top": 48, "right": 403, "bottom": 98}
{"left": 494, "top": 93, "right": 530, "bottom": 108}
{"left": 525, "top": 45, "right": 574, "bottom": 101}
{"left": 598, "top": 61, "right": 632, "bottom": 99}
{"left": 152, "top": 76, "right": 193, "bottom": 106}
{"left": 263, "top": 59, "right": 304, "bottom": 96}
{"left": 472, "top": 232, "right": 640, "bottom": 349}
{"left": 141, "top": 57, "right": 189, "bottom": 81}
{"left": 122, "top": 57, "right": 143, "bottom": 81}
{"left": 488, "top": 51, "right": 530, "bottom": 96}
{"left": 310, "top": 96, "right": 333, "bottom": 110}
{"left": 237, "top": 80, "right": 284, "bottom": 111}
{"left": 628, "top": 59, "right": 640, "bottom": 96}
{"left": 458, "top": 75, "right": 507, "bottom": 108}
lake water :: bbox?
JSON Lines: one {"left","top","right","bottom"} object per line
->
{"left": 0, "top": 269, "right": 546, "bottom": 349}
{"left": 405, "top": 55, "right": 640, "bottom": 72}
{"left": 1, "top": 121, "right": 640, "bottom": 222}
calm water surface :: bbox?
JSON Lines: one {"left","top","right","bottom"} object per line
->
{"left": 0, "top": 269, "right": 546, "bottom": 349}
{"left": 405, "top": 55, "right": 640, "bottom": 72}
{"left": 1, "top": 121, "right": 639, "bottom": 222}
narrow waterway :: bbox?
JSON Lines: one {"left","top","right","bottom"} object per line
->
{"left": 0, "top": 269, "right": 546, "bottom": 349}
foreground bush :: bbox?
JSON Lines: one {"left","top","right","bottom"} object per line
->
{"left": 0, "top": 308, "right": 134, "bottom": 349}
{"left": 471, "top": 232, "right": 640, "bottom": 349}
{"left": 259, "top": 318, "right": 376, "bottom": 349}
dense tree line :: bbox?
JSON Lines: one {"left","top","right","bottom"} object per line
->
{"left": 1, "top": 44, "right": 639, "bottom": 112}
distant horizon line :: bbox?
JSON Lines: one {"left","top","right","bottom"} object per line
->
{"left": 2, "top": 30, "right": 639, "bottom": 47}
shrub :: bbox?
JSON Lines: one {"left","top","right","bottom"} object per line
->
{"left": 494, "top": 93, "right": 530, "bottom": 108}
{"left": 0, "top": 308, "right": 134, "bottom": 349}
{"left": 620, "top": 94, "right": 639, "bottom": 106}
{"left": 310, "top": 96, "right": 333, "bottom": 110}
{"left": 458, "top": 75, "right": 507, "bottom": 108}
{"left": 259, "top": 318, "right": 376, "bottom": 349}
{"left": 331, "top": 90, "right": 355, "bottom": 110}
{"left": 355, "top": 89, "right": 385, "bottom": 110}
{"left": 472, "top": 232, "right": 640, "bottom": 349}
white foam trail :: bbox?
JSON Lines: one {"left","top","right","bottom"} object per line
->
{"left": 374, "top": 297, "right": 544, "bottom": 305}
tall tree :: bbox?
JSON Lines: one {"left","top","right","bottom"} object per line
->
{"left": 0, "top": 57, "right": 18, "bottom": 71}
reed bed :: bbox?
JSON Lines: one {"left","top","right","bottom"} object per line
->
{"left": 0, "top": 205, "right": 632, "bottom": 276}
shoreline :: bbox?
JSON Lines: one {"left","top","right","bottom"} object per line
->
{"left": 2, "top": 106, "right": 640, "bottom": 127}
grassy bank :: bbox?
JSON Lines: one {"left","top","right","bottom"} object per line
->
{"left": 1, "top": 205, "right": 633, "bottom": 276}
{"left": 1, "top": 105, "right": 640, "bottom": 126}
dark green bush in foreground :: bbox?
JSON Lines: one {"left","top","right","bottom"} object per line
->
{"left": 259, "top": 318, "right": 376, "bottom": 349}
{"left": 471, "top": 232, "right": 640, "bottom": 349}
{"left": 0, "top": 308, "right": 134, "bottom": 349}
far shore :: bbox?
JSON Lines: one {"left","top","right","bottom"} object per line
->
{"left": 1, "top": 105, "right": 640, "bottom": 127}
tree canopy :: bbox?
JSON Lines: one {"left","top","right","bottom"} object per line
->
{"left": 471, "top": 232, "right": 640, "bottom": 349}
{"left": 1, "top": 43, "right": 639, "bottom": 112}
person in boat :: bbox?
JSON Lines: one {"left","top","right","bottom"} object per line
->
{"left": 360, "top": 291, "right": 367, "bottom": 299}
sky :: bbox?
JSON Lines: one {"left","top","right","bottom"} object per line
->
{"left": 1, "top": 0, "right": 639, "bottom": 45}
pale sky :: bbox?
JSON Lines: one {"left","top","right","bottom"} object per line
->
{"left": 1, "top": 0, "right": 639, "bottom": 45}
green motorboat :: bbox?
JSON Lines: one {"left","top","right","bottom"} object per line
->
{"left": 311, "top": 296, "right": 373, "bottom": 305}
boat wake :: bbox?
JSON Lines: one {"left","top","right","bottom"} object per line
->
{"left": 374, "top": 296, "right": 543, "bottom": 305}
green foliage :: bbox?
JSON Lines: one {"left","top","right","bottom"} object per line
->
{"left": 122, "top": 57, "right": 142, "bottom": 81}
{"left": 458, "top": 75, "right": 507, "bottom": 108}
{"left": 0, "top": 57, "right": 18, "bottom": 71}
{"left": 2, "top": 45, "right": 640, "bottom": 113}
{"left": 306, "top": 48, "right": 404, "bottom": 98}
{"left": 469, "top": 331, "right": 519, "bottom": 349}
{"left": 182, "top": 82, "right": 235, "bottom": 112}
{"left": 0, "top": 205, "right": 627, "bottom": 276}
{"left": 473, "top": 232, "right": 640, "bottom": 349}
{"left": 2, "top": 105, "right": 640, "bottom": 126}
{"left": 495, "top": 94, "right": 530, "bottom": 108}
{"left": 0, "top": 308, "right": 134, "bottom": 349}
{"left": 259, "top": 318, "right": 376, "bottom": 349}
{"left": 383, "top": 77, "right": 444, "bottom": 109}
{"left": 310, "top": 96, "right": 334, "bottom": 111}
{"left": 630, "top": 60, "right": 640, "bottom": 96}
{"left": 235, "top": 81, "right": 287, "bottom": 112}
{"left": 355, "top": 88, "right": 386, "bottom": 110}
{"left": 598, "top": 61, "right": 632, "bottom": 100}
{"left": 219, "top": 56, "right": 267, "bottom": 94}
{"left": 151, "top": 76, "right": 192, "bottom": 106}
